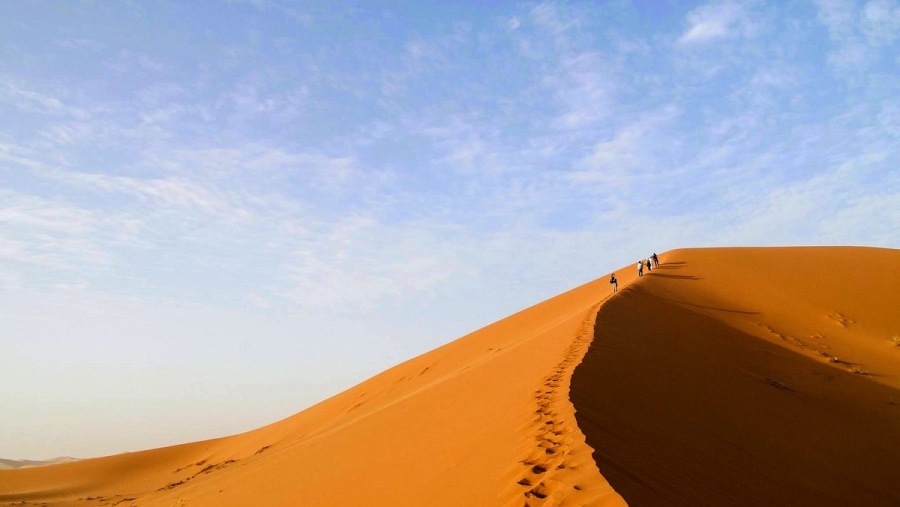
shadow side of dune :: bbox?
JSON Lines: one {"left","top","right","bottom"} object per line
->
{"left": 571, "top": 282, "right": 900, "bottom": 507}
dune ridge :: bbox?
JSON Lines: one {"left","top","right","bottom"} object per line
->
{"left": 3, "top": 246, "right": 897, "bottom": 506}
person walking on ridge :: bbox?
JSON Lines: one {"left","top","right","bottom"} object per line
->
{"left": 637, "top": 261, "right": 644, "bottom": 277}
{"left": 646, "top": 258, "right": 652, "bottom": 272}
{"left": 610, "top": 273, "right": 618, "bottom": 293}
{"left": 652, "top": 252, "right": 659, "bottom": 267}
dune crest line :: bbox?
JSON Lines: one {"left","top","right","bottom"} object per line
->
{"left": 503, "top": 300, "right": 625, "bottom": 507}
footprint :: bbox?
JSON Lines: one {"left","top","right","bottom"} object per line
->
{"left": 526, "top": 486, "right": 548, "bottom": 499}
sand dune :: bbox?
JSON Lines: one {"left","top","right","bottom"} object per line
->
{"left": 572, "top": 247, "right": 900, "bottom": 506}
{"left": 1, "top": 247, "right": 897, "bottom": 506}
{"left": 0, "top": 458, "right": 78, "bottom": 470}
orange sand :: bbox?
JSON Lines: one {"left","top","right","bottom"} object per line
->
{"left": 1, "top": 247, "right": 898, "bottom": 506}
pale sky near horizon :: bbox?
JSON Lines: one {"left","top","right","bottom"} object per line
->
{"left": 1, "top": 0, "right": 898, "bottom": 459}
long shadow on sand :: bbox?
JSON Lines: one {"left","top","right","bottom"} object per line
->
{"left": 570, "top": 284, "right": 900, "bottom": 507}
{"left": 654, "top": 261, "right": 687, "bottom": 269}
{"left": 644, "top": 291, "right": 759, "bottom": 315}
{"left": 644, "top": 273, "right": 700, "bottom": 280}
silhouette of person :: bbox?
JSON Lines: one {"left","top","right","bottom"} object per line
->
{"left": 610, "top": 273, "right": 618, "bottom": 293}
{"left": 652, "top": 253, "right": 659, "bottom": 267}
{"left": 646, "top": 258, "right": 652, "bottom": 272}
{"left": 637, "top": 261, "right": 643, "bottom": 277}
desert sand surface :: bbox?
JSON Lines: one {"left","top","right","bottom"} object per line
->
{"left": 1, "top": 247, "right": 897, "bottom": 506}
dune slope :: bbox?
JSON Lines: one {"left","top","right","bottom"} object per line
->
{"left": 1, "top": 264, "right": 635, "bottom": 507}
{"left": 572, "top": 247, "right": 900, "bottom": 506}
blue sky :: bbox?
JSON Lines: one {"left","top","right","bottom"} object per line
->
{"left": 1, "top": 0, "right": 897, "bottom": 458}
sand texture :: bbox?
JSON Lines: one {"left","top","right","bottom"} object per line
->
{"left": 2, "top": 247, "right": 898, "bottom": 506}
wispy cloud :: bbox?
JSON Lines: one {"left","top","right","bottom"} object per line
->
{"left": 860, "top": 0, "right": 900, "bottom": 45}
{"left": 530, "top": 2, "right": 581, "bottom": 38}
{"left": 60, "top": 172, "right": 230, "bottom": 214}
{"left": 549, "top": 52, "right": 618, "bottom": 129}
{"left": 57, "top": 37, "right": 105, "bottom": 50}
{"left": 719, "top": 151, "right": 898, "bottom": 245}
{"left": 0, "top": 81, "right": 88, "bottom": 118}
{"left": 678, "top": 2, "right": 749, "bottom": 44}
{"left": 813, "top": 0, "right": 900, "bottom": 71}
{"left": 570, "top": 106, "right": 681, "bottom": 189}
{"left": 0, "top": 189, "right": 115, "bottom": 270}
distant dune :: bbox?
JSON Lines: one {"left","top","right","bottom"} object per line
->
{"left": 1, "top": 247, "right": 898, "bottom": 506}
{"left": 0, "top": 457, "right": 78, "bottom": 470}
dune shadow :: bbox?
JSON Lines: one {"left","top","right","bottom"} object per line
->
{"left": 647, "top": 292, "right": 758, "bottom": 315}
{"left": 646, "top": 273, "right": 700, "bottom": 280}
{"left": 831, "top": 358, "right": 860, "bottom": 367}
{"left": 570, "top": 287, "right": 900, "bottom": 507}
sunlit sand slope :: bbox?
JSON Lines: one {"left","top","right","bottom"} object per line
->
{"left": 1, "top": 264, "right": 638, "bottom": 507}
{"left": 572, "top": 247, "right": 900, "bottom": 506}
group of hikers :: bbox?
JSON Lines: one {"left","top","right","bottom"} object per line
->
{"left": 608, "top": 253, "right": 659, "bottom": 293}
